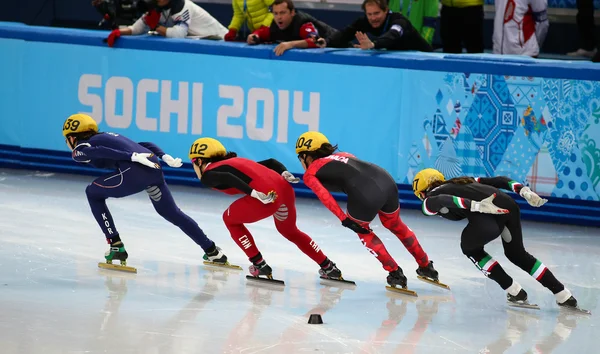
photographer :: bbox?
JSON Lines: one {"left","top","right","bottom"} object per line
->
{"left": 105, "top": 0, "right": 227, "bottom": 46}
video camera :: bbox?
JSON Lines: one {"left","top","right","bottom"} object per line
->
{"left": 94, "top": 0, "right": 158, "bottom": 29}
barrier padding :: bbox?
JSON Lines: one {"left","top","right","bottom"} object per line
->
{"left": 2, "top": 145, "right": 599, "bottom": 227}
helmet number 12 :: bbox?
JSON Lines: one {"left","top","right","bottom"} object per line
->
{"left": 189, "top": 143, "right": 208, "bottom": 156}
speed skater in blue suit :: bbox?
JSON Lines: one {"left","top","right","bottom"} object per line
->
{"left": 62, "top": 113, "right": 230, "bottom": 267}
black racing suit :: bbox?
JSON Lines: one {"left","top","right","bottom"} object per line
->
{"left": 303, "top": 152, "right": 430, "bottom": 271}
{"left": 422, "top": 177, "right": 565, "bottom": 295}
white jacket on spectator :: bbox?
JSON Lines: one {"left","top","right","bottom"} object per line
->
{"left": 493, "top": 0, "right": 549, "bottom": 57}
{"left": 129, "top": 0, "right": 227, "bottom": 39}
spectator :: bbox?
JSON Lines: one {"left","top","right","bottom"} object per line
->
{"left": 324, "top": 0, "right": 433, "bottom": 51}
{"left": 493, "top": 0, "right": 549, "bottom": 57}
{"left": 387, "top": 0, "right": 439, "bottom": 44}
{"left": 224, "top": 0, "right": 274, "bottom": 41}
{"left": 567, "top": 0, "right": 597, "bottom": 58}
{"left": 247, "top": 0, "right": 338, "bottom": 56}
{"left": 105, "top": 0, "right": 227, "bottom": 46}
{"left": 440, "top": 0, "right": 484, "bottom": 53}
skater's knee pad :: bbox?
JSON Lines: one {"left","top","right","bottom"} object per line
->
{"left": 146, "top": 185, "right": 163, "bottom": 202}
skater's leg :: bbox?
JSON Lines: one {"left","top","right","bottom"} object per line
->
{"left": 85, "top": 168, "right": 149, "bottom": 242}
{"left": 346, "top": 198, "right": 400, "bottom": 272}
{"left": 272, "top": 191, "right": 328, "bottom": 265}
{"left": 463, "top": 247, "right": 516, "bottom": 290}
{"left": 346, "top": 213, "right": 400, "bottom": 272}
{"left": 86, "top": 167, "right": 153, "bottom": 264}
{"left": 461, "top": 216, "right": 519, "bottom": 293}
{"left": 501, "top": 212, "right": 573, "bottom": 303}
{"left": 222, "top": 195, "right": 276, "bottom": 261}
{"left": 148, "top": 182, "right": 214, "bottom": 251}
{"left": 378, "top": 207, "right": 429, "bottom": 268}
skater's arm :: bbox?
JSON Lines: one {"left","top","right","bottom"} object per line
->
{"left": 421, "top": 194, "right": 473, "bottom": 216}
{"left": 201, "top": 170, "right": 253, "bottom": 194}
{"left": 475, "top": 177, "right": 523, "bottom": 193}
{"left": 138, "top": 142, "right": 165, "bottom": 158}
{"left": 303, "top": 173, "right": 347, "bottom": 221}
{"left": 477, "top": 177, "right": 547, "bottom": 207}
{"left": 424, "top": 194, "right": 508, "bottom": 215}
{"left": 75, "top": 144, "right": 135, "bottom": 161}
{"left": 257, "top": 158, "right": 287, "bottom": 174}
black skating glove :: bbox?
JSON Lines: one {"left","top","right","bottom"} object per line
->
{"left": 342, "top": 217, "right": 371, "bottom": 234}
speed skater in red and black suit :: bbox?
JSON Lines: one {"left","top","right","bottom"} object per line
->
{"left": 295, "top": 131, "right": 445, "bottom": 291}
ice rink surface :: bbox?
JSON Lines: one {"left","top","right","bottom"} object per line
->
{"left": 1, "top": 168, "right": 599, "bottom": 354}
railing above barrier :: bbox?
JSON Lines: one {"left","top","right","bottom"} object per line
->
{"left": 0, "top": 22, "right": 599, "bottom": 81}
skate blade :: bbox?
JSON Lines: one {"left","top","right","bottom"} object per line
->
{"left": 203, "top": 261, "right": 243, "bottom": 270}
{"left": 98, "top": 262, "right": 137, "bottom": 273}
{"left": 417, "top": 276, "right": 451, "bottom": 290}
{"left": 246, "top": 275, "right": 285, "bottom": 286}
{"left": 320, "top": 275, "right": 356, "bottom": 286}
{"left": 560, "top": 306, "right": 592, "bottom": 315}
{"left": 386, "top": 285, "right": 418, "bottom": 297}
{"left": 508, "top": 302, "right": 540, "bottom": 310}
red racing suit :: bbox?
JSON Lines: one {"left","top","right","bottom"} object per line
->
{"left": 202, "top": 157, "right": 327, "bottom": 265}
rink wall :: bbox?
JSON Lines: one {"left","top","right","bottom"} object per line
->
{"left": 1, "top": 22, "right": 600, "bottom": 227}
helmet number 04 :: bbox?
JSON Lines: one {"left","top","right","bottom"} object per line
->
{"left": 296, "top": 138, "right": 313, "bottom": 150}
{"left": 63, "top": 119, "right": 81, "bottom": 132}
{"left": 190, "top": 143, "right": 208, "bottom": 156}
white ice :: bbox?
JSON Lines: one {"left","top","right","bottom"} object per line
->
{"left": 0, "top": 168, "right": 599, "bottom": 354}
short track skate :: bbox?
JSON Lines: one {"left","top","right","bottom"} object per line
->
{"left": 98, "top": 260, "right": 137, "bottom": 273}
{"left": 246, "top": 274, "right": 285, "bottom": 285}
{"left": 561, "top": 306, "right": 592, "bottom": 315}
{"left": 415, "top": 261, "right": 449, "bottom": 290}
{"left": 416, "top": 276, "right": 451, "bottom": 290}
{"left": 507, "top": 289, "right": 539, "bottom": 310}
{"left": 558, "top": 296, "right": 591, "bottom": 315}
{"left": 386, "top": 269, "right": 418, "bottom": 296}
{"left": 202, "top": 261, "right": 243, "bottom": 270}
{"left": 386, "top": 285, "right": 418, "bottom": 297}
{"left": 320, "top": 275, "right": 356, "bottom": 286}
{"left": 507, "top": 301, "right": 540, "bottom": 310}
{"left": 246, "top": 263, "right": 284, "bottom": 285}
{"left": 99, "top": 243, "right": 136, "bottom": 273}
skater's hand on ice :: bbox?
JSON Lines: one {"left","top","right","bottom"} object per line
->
{"left": 162, "top": 154, "right": 183, "bottom": 168}
{"left": 519, "top": 186, "right": 547, "bottom": 207}
{"left": 131, "top": 152, "right": 160, "bottom": 169}
{"left": 470, "top": 194, "right": 509, "bottom": 214}
{"left": 342, "top": 217, "right": 371, "bottom": 234}
{"left": 282, "top": 171, "right": 300, "bottom": 183}
{"left": 251, "top": 189, "right": 277, "bottom": 204}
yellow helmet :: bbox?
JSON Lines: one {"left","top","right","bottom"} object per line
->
{"left": 62, "top": 114, "right": 98, "bottom": 137}
{"left": 189, "top": 137, "right": 226, "bottom": 160}
{"left": 295, "top": 131, "right": 329, "bottom": 154}
{"left": 412, "top": 168, "right": 445, "bottom": 199}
